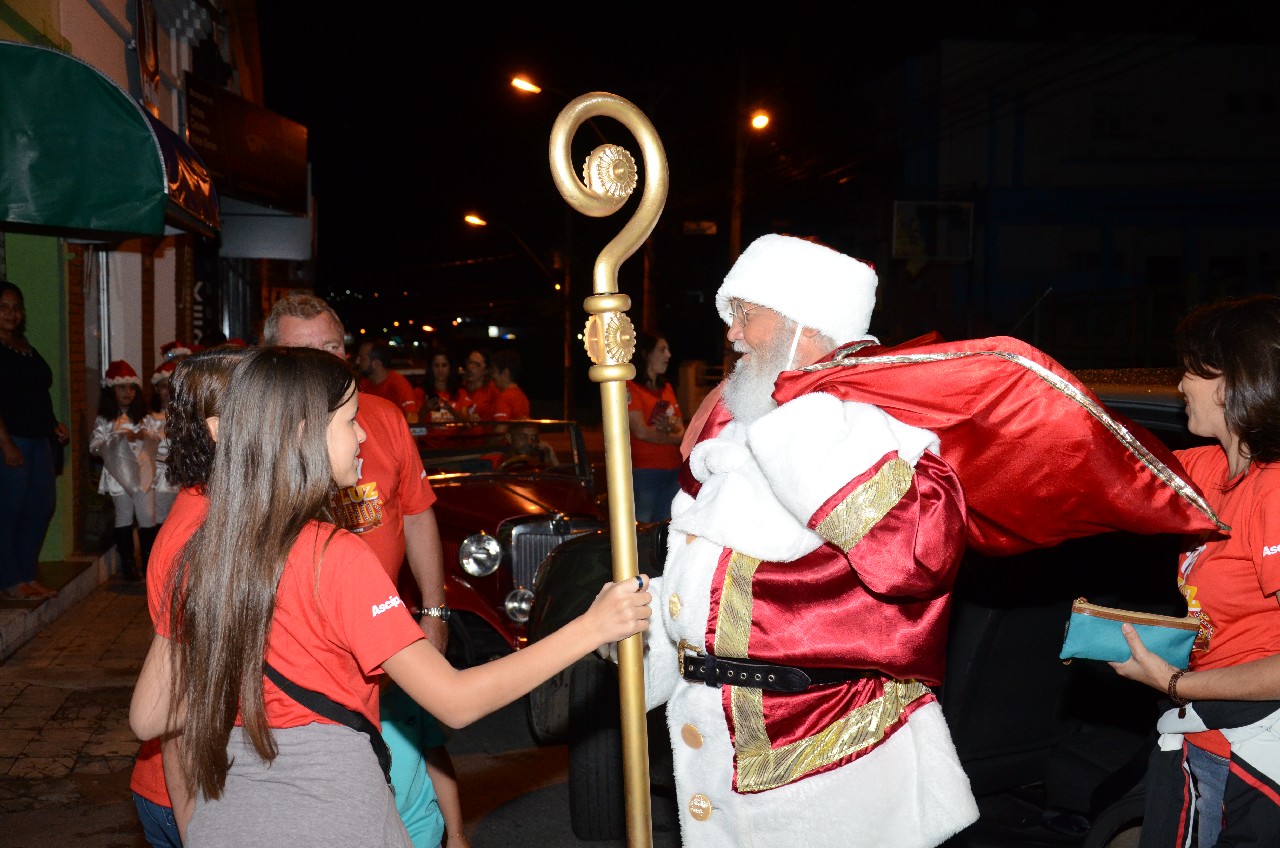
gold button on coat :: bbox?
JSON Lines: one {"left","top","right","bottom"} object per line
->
{"left": 681, "top": 724, "right": 703, "bottom": 749}
{"left": 668, "top": 593, "right": 682, "bottom": 619}
{"left": 688, "top": 793, "right": 713, "bottom": 821}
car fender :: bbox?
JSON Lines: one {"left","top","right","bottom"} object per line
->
{"left": 445, "top": 571, "right": 520, "bottom": 651}
{"left": 529, "top": 521, "right": 668, "bottom": 644}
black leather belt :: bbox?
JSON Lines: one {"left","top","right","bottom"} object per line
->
{"left": 678, "top": 640, "right": 878, "bottom": 693}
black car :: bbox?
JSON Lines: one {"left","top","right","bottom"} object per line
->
{"left": 525, "top": 368, "right": 1211, "bottom": 845}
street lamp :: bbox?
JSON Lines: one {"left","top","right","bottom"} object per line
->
{"left": 464, "top": 213, "right": 573, "bottom": 419}
{"left": 512, "top": 75, "right": 609, "bottom": 144}
{"left": 464, "top": 214, "right": 556, "bottom": 282}
{"left": 509, "top": 75, "right": 611, "bottom": 421}
{"left": 730, "top": 106, "right": 771, "bottom": 264}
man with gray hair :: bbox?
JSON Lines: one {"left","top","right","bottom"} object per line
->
{"left": 263, "top": 293, "right": 468, "bottom": 848}
{"left": 637, "top": 234, "right": 979, "bottom": 848}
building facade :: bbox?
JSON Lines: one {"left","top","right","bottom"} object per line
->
{"left": 0, "top": 0, "right": 309, "bottom": 557}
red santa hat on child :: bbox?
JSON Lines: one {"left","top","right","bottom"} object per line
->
{"left": 151, "top": 359, "right": 177, "bottom": 385}
{"left": 102, "top": 360, "right": 141, "bottom": 388}
{"left": 160, "top": 340, "right": 192, "bottom": 362}
{"left": 715, "top": 234, "right": 878, "bottom": 347}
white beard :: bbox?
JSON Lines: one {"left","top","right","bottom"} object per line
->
{"left": 722, "top": 327, "right": 799, "bottom": 424}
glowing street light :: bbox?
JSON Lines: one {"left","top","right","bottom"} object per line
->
{"left": 511, "top": 76, "right": 541, "bottom": 94}
{"left": 731, "top": 108, "right": 772, "bottom": 261}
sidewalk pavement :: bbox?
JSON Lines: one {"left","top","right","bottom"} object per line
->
{"left": 0, "top": 421, "right": 616, "bottom": 848}
{"left": 0, "top": 558, "right": 150, "bottom": 848}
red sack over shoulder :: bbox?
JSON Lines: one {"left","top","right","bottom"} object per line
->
{"left": 773, "top": 334, "right": 1224, "bottom": 556}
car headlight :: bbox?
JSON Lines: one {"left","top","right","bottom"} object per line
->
{"left": 458, "top": 533, "right": 503, "bottom": 577}
{"left": 504, "top": 587, "right": 535, "bottom": 624}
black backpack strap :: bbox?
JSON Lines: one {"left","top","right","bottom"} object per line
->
{"left": 263, "top": 662, "right": 392, "bottom": 786}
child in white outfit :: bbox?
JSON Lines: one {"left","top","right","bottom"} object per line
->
{"left": 147, "top": 360, "right": 178, "bottom": 523}
{"left": 88, "top": 360, "right": 158, "bottom": 581}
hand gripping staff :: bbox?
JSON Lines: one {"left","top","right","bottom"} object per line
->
{"left": 550, "top": 92, "right": 668, "bottom": 848}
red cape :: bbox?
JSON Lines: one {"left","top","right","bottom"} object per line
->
{"left": 771, "top": 334, "right": 1223, "bottom": 556}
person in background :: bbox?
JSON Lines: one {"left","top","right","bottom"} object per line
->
{"left": 148, "top": 360, "right": 179, "bottom": 524}
{"left": 491, "top": 349, "right": 530, "bottom": 421}
{"left": 626, "top": 331, "right": 684, "bottom": 522}
{"left": 356, "top": 337, "right": 420, "bottom": 423}
{"left": 129, "top": 345, "right": 250, "bottom": 846}
{"left": 264, "top": 294, "right": 460, "bottom": 847}
{"left": 421, "top": 347, "right": 464, "bottom": 423}
{"left": 1113, "top": 294, "right": 1280, "bottom": 847}
{"left": 0, "top": 280, "right": 69, "bottom": 601}
{"left": 128, "top": 346, "right": 651, "bottom": 847}
{"left": 89, "top": 360, "right": 159, "bottom": 582}
{"left": 455, "top": 348, "right": 499, "bottom": 421}
{"left": 159, "top": 340, "right": 193, "bottom": 366}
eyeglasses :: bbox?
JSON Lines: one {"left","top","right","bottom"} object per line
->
{"left": 729, "top": 299, "right": 766, "bottom": 326}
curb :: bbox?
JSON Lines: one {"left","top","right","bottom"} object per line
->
{"left": 0, "top": 554, "right": 110, "bottom": 663}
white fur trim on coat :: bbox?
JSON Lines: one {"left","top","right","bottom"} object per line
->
{"left": 674, "top": 420, "right": 823, "bottom": 563}
{"left": 747, "top": 392, "right": 941, "bottom": 525}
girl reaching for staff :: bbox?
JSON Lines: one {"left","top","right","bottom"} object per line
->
{"left": 129, "top": 347, "right": 651, "bottom": 848}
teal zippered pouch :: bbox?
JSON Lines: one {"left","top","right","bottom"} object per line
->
{"left": 1059, "top": 598, "right": 1198, "bottom": 668}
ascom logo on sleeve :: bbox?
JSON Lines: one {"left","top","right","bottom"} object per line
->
{"left": 1263, "top": 544, "right": 1280, "bottom": 558}
{"left": 372, "top": 594, "right": 404, "bottom": 617}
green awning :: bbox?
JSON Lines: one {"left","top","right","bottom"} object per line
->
{"left": 0, "top": 41, "right": 219, "bottom": 240}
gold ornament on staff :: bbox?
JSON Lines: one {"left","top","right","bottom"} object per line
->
{"left": 549, "top": 92, "right": 668, "bottom": 848}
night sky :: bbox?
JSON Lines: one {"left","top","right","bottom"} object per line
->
{"left": 255, "top": 2, "right": 1274, "bottom": 382}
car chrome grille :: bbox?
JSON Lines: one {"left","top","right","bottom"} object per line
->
{"left": 510, "top": 526, "right": 572, "bottom": 589}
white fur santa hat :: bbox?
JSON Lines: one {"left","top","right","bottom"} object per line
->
{"left": 102, "top": 360, "right": 141, "bottom": 388}
{"left": 151, "top": 359, "right": 177, "bottom": 385}
{"left": 160, "top": 340, "right": 192, "bottom": 362}
{"left": 716, "top": 234, "right": 878, "bottom": 346}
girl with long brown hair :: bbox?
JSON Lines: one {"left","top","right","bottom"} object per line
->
{"left": 130, "top": 346, "right": 651, "bottom": 847}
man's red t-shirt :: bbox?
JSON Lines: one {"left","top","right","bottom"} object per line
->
{"left": 362, "top": 370, "right": 419, "bottom": 420}
{"left": 494, "top": 384, "right": 531, "bottom": 420}
{"left": 331, "top": 392, "right": 437, "bottom": 579}
{"left": 456, "top": 381, "right": 500, "bottom": 420}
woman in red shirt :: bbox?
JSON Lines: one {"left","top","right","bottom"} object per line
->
{"left": 129, "top": 347, "right": 651, "bottom": 847}
{"left": 626, "top": 331, "right": 685, "bottom": 522}
{"left": 1115, "top": 294, "right": 1280, "bottom": 847}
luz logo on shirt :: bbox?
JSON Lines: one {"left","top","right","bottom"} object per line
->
{"left": 371, "top": 594, "right": 404, "bottom": 617}
{"left": 333, "top": 480, "right": 384, "bottom": 535}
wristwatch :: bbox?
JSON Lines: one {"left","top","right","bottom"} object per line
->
{"left": 415, "top": 605, "right": 451, "bottom": 622}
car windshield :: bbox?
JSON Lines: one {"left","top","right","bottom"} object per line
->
{"left": 411, "top": 419, "right": 587, "bottom": 478}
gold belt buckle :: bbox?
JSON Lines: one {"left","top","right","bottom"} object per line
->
{"left": 677, "top": 639, "right": 704, "bottom": 679}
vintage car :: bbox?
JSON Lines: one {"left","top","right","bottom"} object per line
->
{"left": 525, "top": 368, "right": 1213, "bottom": 845}
{"left": 405, "top": 418, "right": 607, "bottom": 667}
